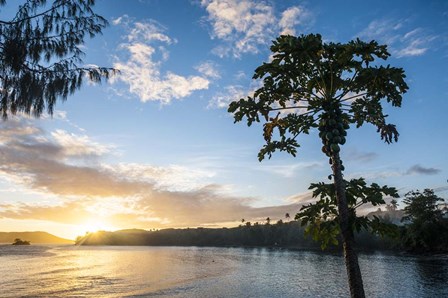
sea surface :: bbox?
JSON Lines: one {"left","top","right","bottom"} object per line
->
{"left": 0, "top": 245, "right": 447, "bottom": 297}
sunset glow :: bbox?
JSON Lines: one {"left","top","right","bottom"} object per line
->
{"left": 76, "top": 220, "right": 117, "bottom": 236}
{"left": 0, "top": 0, "right": 446, "bottom": 241}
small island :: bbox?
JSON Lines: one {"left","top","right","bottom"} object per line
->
{"left": 12, "top": 238, "right": 31, "bottom": 245}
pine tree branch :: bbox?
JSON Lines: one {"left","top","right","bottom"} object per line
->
{"left": 3, "top": 0, "right": 70, "bottom": 25}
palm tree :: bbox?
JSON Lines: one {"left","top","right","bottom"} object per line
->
{"left": 390, "top": 199, "right": 398, "bottom": 211}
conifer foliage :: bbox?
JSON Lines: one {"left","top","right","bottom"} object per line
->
{"left": 0, "top": 0, "right": 117, "bottom": 118}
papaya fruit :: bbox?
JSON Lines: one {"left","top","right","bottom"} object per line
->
{"left": 330, "top": 143, "right": 340, "bottom": 152}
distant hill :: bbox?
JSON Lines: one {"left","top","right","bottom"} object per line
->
{"left": 0, "top": 231, "right": 73, "bottom": 244}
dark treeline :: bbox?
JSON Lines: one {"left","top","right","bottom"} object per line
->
{"left": 399, "top": 189, "right": 448, "bottom": 253}
{"left": 75, "top": 221, "right": 402, "bottom": 251}
{"left": 76, "top": 222, "right": 316, "bottom": 248}
{"left": 76, "top": 197, "right": 448, "bottom": 253}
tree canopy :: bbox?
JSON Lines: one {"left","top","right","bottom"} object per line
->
{"left": 229, "top": 34, "right": 408, "bottom": 162}
{"left": 0, "top": 0, "right": 117, "bottom": 118}
{"left": 401, "top": 189, "right": 447, "bottom": 251}
{"left": 403, "top": 189, "right": 445, "bottom": 224}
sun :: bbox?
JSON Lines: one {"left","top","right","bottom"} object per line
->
{"left": 76, "top": 219, "right": 115, "bottom": 235}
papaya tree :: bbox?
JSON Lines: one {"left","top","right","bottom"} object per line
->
{"left": 0, "top": 0, "right": 118, "bottom": 118}
{"left": 228, "top": 34, "right": 408, "bottom": 297}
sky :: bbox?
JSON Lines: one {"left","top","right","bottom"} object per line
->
{"left": 0, "top": 0, "right": 447, "bottom": 240}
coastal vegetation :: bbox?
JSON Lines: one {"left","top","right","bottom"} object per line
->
{"left": 12, "top": 238, "right": 30, "bottom": 245}
{"left": 76, "top": 190, "right": 448, "bottom": 254}
{"left": 400, "top": 189, "right": 448, "bottom": 252}
{"left": 75, "top": 221, "right": 392, "bottom": 249}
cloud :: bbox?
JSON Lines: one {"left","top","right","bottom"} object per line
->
{"left": 111, "top": 17, "right": 210, "bottom": 104}
{"left": 134, "top": 186, "right": 299, "bottom": 226}
{"left": 200, "top": 1, "right": 310, "bottom": 58}
{"left": 433, "top": 185, "right": 448, "bottom": 194}
{"left": 0, "top": 201, "right": 92, "bottom": 225}
{"left": 345, "top": 169, "right": 403, "bottom": 181}
{"left": 0, "top": 190, "right": 300, "bottom": 228}
{"left": 358, "top": 19, "right": 437, "bottom": 58}
{"left": 279, "top": 6, "right": 310, "bottom": 36}
{"left": 112, "top": 15, "right": 174, "bottom": 45}
{"left": 347, "top": 163, "right": 442, "bottom": 181}
{"left": 42, "top": 110, "right": 86, "bottom": 133}
{"left": 208, "top": 84, "right": 249, "bottom": 108}
{"left": 195, "top": 61, "right": 221, "bottom": 79}
{"left": 396, "top": 37, "right": 430, "bottom": 57}
{"left": 51, "top": 130, "right": 111, "bottom": 158}
{"left": 343, "top": 149, "right": 378, "bottom": 163}
{"left": 104, "top": 163, "right": 216, "bottom": 192}
{"left": 0, "top": 118, "right": 301, "bottom": 229}
{"left": 259, "top": 162, "right": 323, "bottom": 178}
{"left": 127, "top": 20, "right": 175, "bottom": 44}
{"left": 406, "top": 164, "right": 441, "bottom": 175}
{"left": 0, "top": 119, "right": 147, "bottom": 197}
{"left": 234, "top": 70, "right": 247, "bottom": 80}
{"left": 286, "top": 191, "right": 315, "bottom": 206}
{"left": 0, "top": 118, "right": 42, "bottom": 141}
{"left": 208, "top": 75, "right": 264, "bottom": 109}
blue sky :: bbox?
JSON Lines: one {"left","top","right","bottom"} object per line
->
{"left": 0, "top": 0, "right": 447, "bottom": 239}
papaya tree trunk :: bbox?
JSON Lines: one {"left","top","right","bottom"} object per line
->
{"left": 331, "top": 152, "right": 366, "bottom": 298}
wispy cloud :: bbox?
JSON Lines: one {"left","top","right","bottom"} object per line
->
{"left": 358, "top": 19, "right": 437, "bottom": 58}
{"left": 234, "top": 70, "right": 247, "bottom": 80}
{"left": 343, "top": 149, "right": 378, "bottom": 163}
{"left": 104, "top": 163, "right": 216, "bottom": 192}
{"left": 259, "top": 162, "right": 323, "bottom": 178}
{"left": 347, "top": 163, "right": 442, "bottom": 182}
{"left": 194, "top": 61, "right": 221, "bottom": 79}
{"left": 200, "top": 0, "right": 311, "bottom": 58}
{"left": 207, "top": 84, "right": 249, "bottom": 108}
{"left": 208, "top": 76, "right": 264, "bottom": 109}
{"left": 286, "top": 191, "right": 314, "bottom": 205}
{"left": 406, "top": 164, "right": 441, "bottom": 175}
{"left": 51, "top": 130, "right": 111, "bottom": 158}
{"left": 345, "top": 169, "right": 403, "bottom": 181}
{"left": 128, "top": 21, "right": 175, "bottom": 44}
{"left": 111, "top": 16, "right": 210, "bottom": 104}
{"left": 112, "top": 15, "right": 176, "bottom": 44}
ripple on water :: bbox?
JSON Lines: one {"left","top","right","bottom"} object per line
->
{"left": 0, "top": 245, "right": 446, "bottom": 297}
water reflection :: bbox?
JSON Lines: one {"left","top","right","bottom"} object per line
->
{"left": 0, "top": 245, "right": 446, "bottom": 297}
{"left": 416, "top": 256, "right": 448, "bottom": 286}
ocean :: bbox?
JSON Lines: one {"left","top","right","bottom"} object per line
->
{"left": 0, "top": 245, "right": 447, "bottom": 297}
